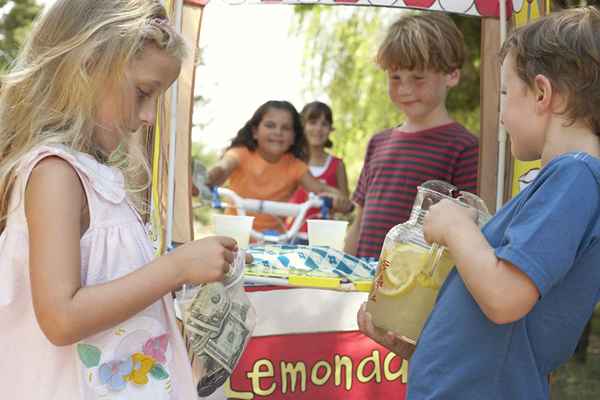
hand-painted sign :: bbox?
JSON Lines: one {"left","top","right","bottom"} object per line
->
{"left": 186, "top": 0, "right": 525, "bottom": 18}
{"left": 205, "top": 286, "right": 408, "bottom": 399}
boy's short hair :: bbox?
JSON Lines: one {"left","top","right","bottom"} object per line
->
{"left": 376, "top": 12, "right": 465, "bottom": 73}
{"left": 500, "top": 7, "right": 600, "bottom": 134}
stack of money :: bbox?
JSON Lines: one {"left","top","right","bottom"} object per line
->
{"left": 185, "top": 281, "right": 252, "bottom": 397}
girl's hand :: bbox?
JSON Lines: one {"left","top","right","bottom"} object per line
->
{"left": 300, "top": 172, "right": 353, "bottom": 213}
{"left": 167, "top": 236, "right": 237, "bottom": 285}
{"left": 325, "top": 193, "right": 353, "bottom": 214}
{"left": 423, "top": 199, "right": 477, "bottom": 247}
{"left": 206, "top": 155, "right": 239, "bottom": 187}
{"left": 357, "top": 303, "right": 416, "bottom": 359}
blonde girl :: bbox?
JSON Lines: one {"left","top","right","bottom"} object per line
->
{"left": 0, "top": 1, "right": 237, "bottom": 398}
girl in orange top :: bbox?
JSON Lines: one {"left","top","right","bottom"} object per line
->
{"left": 206, "top": 100, "right": 351, "bottom": 233}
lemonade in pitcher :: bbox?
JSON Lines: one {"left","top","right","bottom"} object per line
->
{"left": 366, "top": 180, "right": 490, "bottom": 343}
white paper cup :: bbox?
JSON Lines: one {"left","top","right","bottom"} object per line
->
{"left": 213, "top": 214, "right": 255, "bottom": 249}
{"left": 307, "top": 219, "right": 348, "bottom": 251}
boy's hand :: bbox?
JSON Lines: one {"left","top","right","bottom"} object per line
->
{"left": 357, "top": 303, "right": 416, "bottom": 360}
{"left": 423, "top": 199, "right": 477, "bottom": 247}
{"left": 168, "top": 236, "right": 237, "bottom": 285}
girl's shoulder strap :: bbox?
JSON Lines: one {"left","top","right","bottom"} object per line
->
{"left": 17, "top": 145, "right": 126, "bottom": 205}
{"left": 5, "top": 145, "right": 92, "bottom": 229}
{"left": 8, "top": 145, "right": 127, "bottom": 230}
{"left": 324, "top": 155, "right": 340, "bottom": 173}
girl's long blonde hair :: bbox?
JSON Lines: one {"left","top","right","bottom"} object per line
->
{"left": 0, "top": 0, "right": 187, "bottom": 232}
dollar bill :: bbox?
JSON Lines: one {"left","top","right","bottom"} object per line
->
{"left": 188, "top": 331, "right": 211, "bottom": 357}
{"left": 230, "top": 301, "right": 250, "bottom": 323}
{"left": 194, "top": 312, "right": 249, "bottom": 397}
{"left": 185, "top": 274, "right": 253, "bottom": 398}
{"left": 186, "top": 282, "right": 231, "bottom": 334}
{"left": 204, "top": 314, "right": 250, "bottom": 373}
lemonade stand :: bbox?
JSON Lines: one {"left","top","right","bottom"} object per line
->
{"left": 152, "top": 0, "right": 550, "bottom": 398}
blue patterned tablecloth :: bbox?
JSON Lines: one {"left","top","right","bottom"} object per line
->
{"left": 246, "top": 244, "right": 377, "bottom": 282}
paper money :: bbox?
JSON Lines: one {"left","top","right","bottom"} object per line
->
{"left": 185, "top": 278, "right": 254, "bottom": 398}
{"left": 187, "top": 283, "right": 231, "bottom": 334}
{"left": 205, "top": 314, "right": 250, "bottom": 373}
{"left": 230, "top": 302, "right": 250, "bottom": 323}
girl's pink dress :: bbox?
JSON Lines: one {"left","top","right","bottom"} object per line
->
{"left": 0, "top": 146, "right": 196, "bottom": 399}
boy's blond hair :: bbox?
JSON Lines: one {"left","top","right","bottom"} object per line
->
{"left": 500, "top": 7, "right": 600, "bottom": 135}
{"left": 376, "top": 12, "right": 465, "bottom": 73}
{"left": 0, "top": 0, "right": 187, "bottom": 231}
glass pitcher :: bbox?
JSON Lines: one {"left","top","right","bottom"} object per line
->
{"left": 366, "top": 180, "right": 490, "bottom": 344}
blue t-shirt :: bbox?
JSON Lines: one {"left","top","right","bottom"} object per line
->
{"left": 408, "top": 153, "right": 600, "bottom": 400}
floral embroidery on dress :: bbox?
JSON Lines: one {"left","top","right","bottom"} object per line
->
{"left": 77, "top": 333, "right": 170, "bottom": 392}
{"left": 143, "top": 333, "right": 168, "bottom": 364}
{"left": 126, "top": 353, "right": 155, "bottom": 385}
{"left": 99, "top": 359, "right": 133, "bottom": 391}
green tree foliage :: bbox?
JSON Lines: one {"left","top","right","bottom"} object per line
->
{"left": 293, "top": 6, "right": 481, "bottom": 188}
{"left": 0, "top": 0, "right": 41, "bottom": 71}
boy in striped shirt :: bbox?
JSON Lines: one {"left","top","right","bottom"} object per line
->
{"left": 344, "top": 12, "right": 479, "bottom": 259}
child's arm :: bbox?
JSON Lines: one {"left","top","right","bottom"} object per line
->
{"left": 423, "top": 199, "right": 539, "bottom": 324}
{"left": 299, "top": 171, "right": 352, "bottom": 213}
{"left": 26, "top": 157, "right": 237, "bottom": 346}
{"left": 344, "top": 204, "right": 363, "bottom": 256}
{"left": 205, "top": 154, "right": 239, "bottom": 187}
{"left": 335, "top": 160, "right": 350, "bottom": 197}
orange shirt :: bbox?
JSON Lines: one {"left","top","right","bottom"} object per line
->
{"left": 224, "top": 147, "right": 308, "bottom": 232}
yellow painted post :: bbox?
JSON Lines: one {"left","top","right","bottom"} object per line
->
{"left": 509, "top": 0, "right": 550, "bottom": 197}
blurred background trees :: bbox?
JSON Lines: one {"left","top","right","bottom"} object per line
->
{"left": 0, "top": 0, "right": 40, "bottom": 71}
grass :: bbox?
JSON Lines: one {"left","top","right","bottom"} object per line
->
{"left": 551, "top": 309, "right": 600, "bottom": 399}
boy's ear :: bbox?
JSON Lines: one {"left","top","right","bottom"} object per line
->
{"left": 533, "top": 74, "right": 553, "bottom": 114}
{"left": 446, "top": 69, "right": 460, "bottom": 88}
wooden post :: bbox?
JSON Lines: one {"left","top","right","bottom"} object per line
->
{"left": 168, "top": 3, "right": 205, "bottom": 244}
{"left": 477, "top": 17, "right": 501, "bottom": 213}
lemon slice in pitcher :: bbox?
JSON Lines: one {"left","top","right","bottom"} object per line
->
{"left": 378, "top": 268, "right": 417, "bottom": 296}
{"left": 377, "top": 246, "right": 425, "bottom": 296}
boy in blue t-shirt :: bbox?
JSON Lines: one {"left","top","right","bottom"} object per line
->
{"left": 358, "top": 7, "right": 600, "bottom": 399}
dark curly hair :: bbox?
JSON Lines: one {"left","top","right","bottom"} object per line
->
{"left": 228, "top": 100, "right": 308, "bottom": 161}
{"left": 300, "top": 101, "right": 334, "bottom": 148}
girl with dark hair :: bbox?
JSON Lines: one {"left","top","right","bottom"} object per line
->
{"left": 206, "top": 100, "right": 351, "bottom": 234}
{"left": 288, "top": 102, "right": 350, "bottom": 242}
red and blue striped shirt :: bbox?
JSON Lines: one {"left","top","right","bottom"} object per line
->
{"left": 352, "top": 122, "right": 479, "bottom": 258}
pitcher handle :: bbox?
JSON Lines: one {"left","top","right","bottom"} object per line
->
{"left": 424, "top": 243, "right": 444, "bottom": 276}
